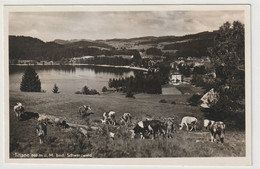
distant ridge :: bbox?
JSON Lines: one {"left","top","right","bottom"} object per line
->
{"left": 9, "top": 30, "right": 217, "bottom": 61}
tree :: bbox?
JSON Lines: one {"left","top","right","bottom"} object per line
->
{"left": 102, "top": 86, "right": 108, "bottom": 92}
{"left": 20, "top": 66, "right": 41, "bottom": 92}
{"left": 52, "top": 83, "right": 59, "bottom": 93}
{"left": 146, "top": 48, "right": 163, "bottom": 56}
{"left": 206, "top": 21, "right": 245, "bottom": 129}
{"left": 81, "top": 85, "right": 90, "bottom": 95}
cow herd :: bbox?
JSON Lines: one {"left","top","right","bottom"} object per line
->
{"left": 13, "top": 102, "right": 226, "bottom": 145}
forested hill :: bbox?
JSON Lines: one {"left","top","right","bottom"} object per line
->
{"left": 9, "top": 31, "right": 217, "bottom": 61}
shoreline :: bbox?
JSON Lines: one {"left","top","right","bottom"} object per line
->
{"left": 10, "top": 63, "right": 149, "bottom": 72}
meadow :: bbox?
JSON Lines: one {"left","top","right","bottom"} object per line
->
{"left": 9, "top": 89, "right": 246, "bottom": 158}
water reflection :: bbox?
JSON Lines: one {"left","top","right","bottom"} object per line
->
{"left": 9, "top": 65, "right": 136, "bottom": 75}
{"left": 9, "top": 65, "right": 137, "bottom": 93}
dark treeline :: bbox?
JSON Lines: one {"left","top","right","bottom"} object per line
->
{"left": 77, "top": 56, "right": 131, "bottom": 66}
{"left": 163, "top": 39, "right": 214, "bottom": 57}
{"left": 9, "top": 36, "right": 141, "bottom": 62}
{"left": 107, "top": 63, "right": 170, "bottom": 94}
{"left": 139, "top": 31, "right": 216, "bottom": 45}
{"left": 108, "top": 72, "right": 162, "bottom": 94}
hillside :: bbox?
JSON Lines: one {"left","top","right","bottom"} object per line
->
{"left": 9, "top": 31, "right": 217, "bottom": 61}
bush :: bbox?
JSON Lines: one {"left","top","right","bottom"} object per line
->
{"left": 75, "top": 91, "right": 82, "bottom": 94}
{"left": 75, "top": 85, "right": 99, "bottom": 95}
{"left": 188, "top": 93, "right": 202, "bottom": 106}
{"left": 171, "top": 101, "right": 176, "bottom": 104}
{"left": 20, "top": 66, "right": 41, "bottom": 92}
{"left": 52, "top": 84, "right": 59, "bottom": 93}
{"left": 88, "top": 89, "right": 99, "bottom": 95}
{"left": 159, "top": 99, "right": 167, "bottom": 103}
{"left": 126, "top": 91, "right": 135, "bottom": 98}
{"left": 81, "top": 86, "right": 90, "bottom": 94}
{"left": 102, "top": 86, "right": 108, "bottom": 92}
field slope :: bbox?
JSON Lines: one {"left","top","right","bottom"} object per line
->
{"left": 9, "top": 91, "right": 245, "bottom": 158}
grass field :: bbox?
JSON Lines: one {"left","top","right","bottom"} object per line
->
{"left": 9, "top": 90, "right": 246, "bottom": 158}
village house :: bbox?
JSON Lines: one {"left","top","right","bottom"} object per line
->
{"left": 169, "top": 70, "right": 183, "bottom": 85}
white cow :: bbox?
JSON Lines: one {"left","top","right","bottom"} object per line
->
{"left": 179, "top": 116, "right": 198, "bottom": 131}
{"left": 120, "top": 113, "right": 132, "bottom": 125}
{"left": 13, "top": 102, "right": 25, "bottom": 121}
{"left": 103, "top": 111, "right": 116, "bottom": 125}
{"left": 204, "top": 119, "right": 215, "bottom": 129}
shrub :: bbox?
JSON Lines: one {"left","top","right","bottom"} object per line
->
{"left": 75, "top": 91, "right": 82, "bottom": 94}
{"left": 75, "top": 85, "right": 99, "bottom": 95}
{"left": 102, "top": 86, "right": 108, "bottom": 92}
{"left": 52, "top": 84, "right": 59, "bottom": 93}
{"left": 188, "top": 93, "right": 202, "bottom": 106}
{"left": 20, "top": 66, "right": 41, "bottom": 92}
{"left": 171, "top": 101, "right": 176, "bottom": 104}
{"left": 159, "top": 99, "right": 167, "bottom": 103}
{"left": 126, "top": 91, "right": 135, "bottom": 98}
{"left": 88, "top": 89, "right": 99, "bottom": 95}
{"left": 81, "top": 86, "right": 90, "bottom": 94}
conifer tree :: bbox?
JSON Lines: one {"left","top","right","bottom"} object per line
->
{"left": 52, "top": 83, "right": 59, "bottom": 93}
{"left": 20, "top": 66, "right": 41, "bottom": 92}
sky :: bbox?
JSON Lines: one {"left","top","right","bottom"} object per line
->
{"left": 9, "top": 11, "right": 244, "bottom": 42}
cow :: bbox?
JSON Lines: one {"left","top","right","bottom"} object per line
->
{"left": 120, "top": 113, "right": 132, "bottom": 126}
{"left": 131, "top": 120, "right": 166, "bottom": 139}
{"left": 13, "top": 102, "right": 25, "bottom": 121}
{"left": 164, "top": 118, "right": 176, "bottom": 138}
{"left": 179, "top": 116, "right": 198, "bottom": 131}
{"left": 22, "top": 112, "right": 39, "bottom": 120}
{"left": 204, "top": 119, "right": 215, "bottom": 129}
{"left": 38, "top": 114, "right": 49, "bottom": 123}
{"left": 103, "top": 111, "right": 116, "bottom": 125}
{"left": 205, "top": 120, "right": 226, "bottom": 143}
{"left": 100, "top": 119, "right": 107, "bottom": 124}
{"left": 36, "top": 122, "right": 47, "bottom": 144}
{"left": 78, "top": 105, "right": 93, "bottom": 117}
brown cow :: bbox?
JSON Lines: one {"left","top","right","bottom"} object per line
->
{"left": 204, "top": 119, "right": 226, "bottom": 143}
{"left": 36, "top": 122, "right": 47, "bottom": 144}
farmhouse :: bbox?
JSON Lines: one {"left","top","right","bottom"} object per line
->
{"left": 200, "top": 88, "right": 219, "bottom": 108}
{"left": 169, "top": 70, "right": 183, "bottom": 84}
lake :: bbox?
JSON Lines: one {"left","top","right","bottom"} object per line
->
{"left": 9, "top": 65, "right": 135, "bottom": 93}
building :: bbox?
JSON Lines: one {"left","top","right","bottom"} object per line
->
{"left": 169, "top": 70, "right": 183, "bottom": 84}
{"left": 17, "top": 60, "right": 36, "bottom": 64}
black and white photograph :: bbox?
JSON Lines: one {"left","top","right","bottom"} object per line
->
{"left": 3, "top": 5, "right": 251, "bottom": 165}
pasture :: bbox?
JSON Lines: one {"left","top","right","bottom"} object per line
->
{"left": 9, "top": 90, "right": 245, "bottom": 158}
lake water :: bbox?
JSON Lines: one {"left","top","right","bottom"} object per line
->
{"left": 9, "top": 65, "right": 135, "bottom": 93}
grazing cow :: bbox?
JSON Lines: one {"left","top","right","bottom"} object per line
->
{"left": 36, "top": 122, "right": 47, "bottom": 144}
{"left": 179, "top": 116, "right": 198, "bottom": 131}
{"left": 120, "top": 113, "right": 132, "bottom": 125}
{"left": 13, "top": 102, "right": 25, "bottom": 121}
{"left": 78, "top": 105, "right": 93, "bottom": 117}
{"left": 18, "top": 111, "right": 39, "bottom": 121}
{"left": 203, "top": 119, "right": 215, "bottom": 129}
{"left": 131, "top": 120, "right": 166, "bottom": 139}
{"left": 206, "top": 120, "right": 226, "bottom": 143}
{"left": 103, "top": 111, "right": 116, "bottom": 125}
